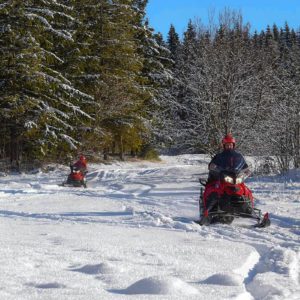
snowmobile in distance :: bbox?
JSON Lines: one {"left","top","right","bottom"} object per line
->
{"left": 196, "top": 160, "right": 270, "bottom": 228}
{"left": 62, "top": 165, "right": 87, "bottom": 188}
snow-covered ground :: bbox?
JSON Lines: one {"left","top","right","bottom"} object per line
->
{"left": 0, "top": 155, "right": 299, "bottom": 300}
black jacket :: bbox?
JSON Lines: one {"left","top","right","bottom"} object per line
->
{"left": 208, "top": 149, "right": 248, "bottom": 181}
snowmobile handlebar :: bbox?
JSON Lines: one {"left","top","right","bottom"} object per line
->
{"left": 210, "top": 163, "right": 252, "bottom": 177}
{"left": 199, "top": 178, "right": 207, "bottom": 186}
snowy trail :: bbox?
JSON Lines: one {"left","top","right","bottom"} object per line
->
{"left": 83, "top": 156, "right": 300, "bottom": 299}
{"left": 0, "top": 155, "right": 299, "bottom": 299}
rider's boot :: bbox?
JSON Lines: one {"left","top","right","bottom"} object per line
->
{"left": 200, "top": 193, "right": 219, "bottom": 225}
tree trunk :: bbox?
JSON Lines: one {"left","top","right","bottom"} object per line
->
{"left": 10, "top": 127, "right": 20, "bottom": 172}
{"left": 294, "top": 121, "right": 300, "bottom": 168}
{"left": 119, "top": 135, "right": 124, "bottom": 161}
{"left": 103, "top": 147, "right": 109, "bottom": 160}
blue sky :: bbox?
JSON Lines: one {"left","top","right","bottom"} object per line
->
{"left": 146, "top": 0, "right": 300, "bottom": 39}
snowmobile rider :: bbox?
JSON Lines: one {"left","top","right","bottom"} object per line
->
{"left": 200, "top": 133, "right": 249, "bottom": 224}
{"left": 207, "top": 134, "right": 248, "bottom": 182}
{"left": 71, "top": 155, "right": 87, "bottom": 174}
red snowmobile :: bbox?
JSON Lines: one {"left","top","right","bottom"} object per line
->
{"left": 62, "top": 165, "right": 87, "bottom": 188}
{"left": 197, "top": 155, "right": 270, "bottom": 228}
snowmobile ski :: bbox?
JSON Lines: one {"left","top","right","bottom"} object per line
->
{"left": 254, "top": 212, "right": 271, "bottom": 228}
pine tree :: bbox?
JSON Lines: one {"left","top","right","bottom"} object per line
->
{"left": 103, "top": 0, "right": 153, "bottom": 159}
{"left": 265, "top": 25, "right": 273, "bottom": 47}
{"left": 0, "top": 1, "right": 92, "bottom": 166}
{"left": 282, "top": 22, "right": 292, "bottom": 48}
{"left": 167, "top": 24, "right": 180, "bottom": 63}
{"left": 159, "top": 20, "right": 201, "bottom": 154}
{"left": 145, "top": 31, "right": 175, "bottom": 153}
{"left": 126, "top": 0, "right": 174, "bottom": 158}
{"left": 272, "top": 24, "right": 280, "bottom": 42}
{"left": 67, "top": 0, "right": 111, "bottom": 154}
{"left": 70, "top": 0, "right": 151, "bottom": 159}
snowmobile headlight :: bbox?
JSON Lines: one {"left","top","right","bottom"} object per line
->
{"left": 224, "top": 176, "right": 234, "bottom": 184}
{"left": 236, "top": 177, "right": 243, "bottom": 184}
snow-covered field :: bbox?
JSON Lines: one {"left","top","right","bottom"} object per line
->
{"left": 0, "top": 155, "right": 299, "bottom": 300}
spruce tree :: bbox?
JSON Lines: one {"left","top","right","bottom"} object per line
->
{"left": 71, "top": 0, "right": 151, "bottom": 159}
{"left": 272, "top": 24, "right": 280, "bottom": 42}
{"left": 167, "top": 24, "right": 180, "bottom": 63}
{"left": 265, "top": 25, "right": 273, "bottom": 47}
{"left": 282, "top": 22, "right": 292, "bottom": 48}
{"left": 0, "top": 1, "right": 92, "bottom": 166}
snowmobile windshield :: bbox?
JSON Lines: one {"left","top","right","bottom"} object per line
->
{"left": 213, "top": 150, "right": 247, "bottom": 174}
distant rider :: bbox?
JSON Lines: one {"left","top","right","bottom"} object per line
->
{"left": 71, "top": 155, "right": 87, "bottom": 174}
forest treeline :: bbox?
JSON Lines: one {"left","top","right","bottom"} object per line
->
{"left": 0, "top": 2, "right": 299, "bottom": 172}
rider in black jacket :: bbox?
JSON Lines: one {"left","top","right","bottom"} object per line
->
{"left": 200, "top": 134, "right": 249, "bottom": 225}
{"left": 207, "top": 134, "right": 248, "bottom": 182}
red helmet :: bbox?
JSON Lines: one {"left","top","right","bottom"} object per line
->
{"left": 79, "top": 155, "right": 86, "bottom": 162}
{"left": 222, "top": 133, "right": 236, "bottom": 147}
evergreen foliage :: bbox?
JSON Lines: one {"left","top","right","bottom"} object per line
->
{"left": 0, "top": 0, "right": 167, "bottom": 166}
{"left": 167, "top": 24, "right": 180, "bottom": 62}
{"left": 0, "top": 3, "right": 299, "bottom": 172}
{"left": 0, "top": 0, "right": 92, "bottom": 167}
